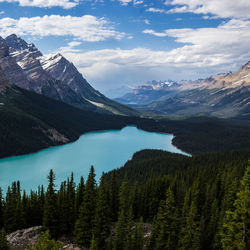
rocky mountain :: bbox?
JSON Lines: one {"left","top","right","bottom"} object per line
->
{"left": 116, "top": 63, "right": 250, "bottom": 120}
{"left": 1, "top": 34, "right": 138, "bottom": 116}
{"left": 115, "top": 80, "right": 180, "bottom": 105}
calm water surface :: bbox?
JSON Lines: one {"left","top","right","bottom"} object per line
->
{"left": 0, "top": 126, "right": 188, "bottom": 193}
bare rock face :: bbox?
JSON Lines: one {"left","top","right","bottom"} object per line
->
{"left": 40, "top": 53, "right": 101, "bottom": 100}
{"left": 6, "top": 34, "right": 30, "bottom": 51}
{"left": 7, "top": 226, "right": 42, "bottom": 249}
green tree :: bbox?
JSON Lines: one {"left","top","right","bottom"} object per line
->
{"left": 90, "top": 236, "right": 98, "bottom": 250}
{"left": 155, "top": 188, "right": 179, "bottom": 250}
{"left": 112, "top": 210, "right": 127, "bottom": 250}
{"left": 132, "top": 217, "right": 144, "bottom": 250}
{"left": 113, "top": 206, "right": 134, "bottom": 250}
{"left": 27, "top": 230, "right": 62, "bottom": 250}
{"left": 0, "top": 188, "right": 3, "bottom": 229}
{"left": 179, "top": 201, "right": 201, "bottom": 250}
{"left": 109, "top": 171, "right": 119, "bottom": 222}
{"left": 0, "top": 228, "right": 9, "bottom": 250}
{"left": 75, "top": 176, "right": 84, "bottom": 217}
{"left": 221, "top": 165, "right": 250, "bottom": 250}
{"left": 4, "top": 182, "right": 18, "bottom": 232}
{"left": 74, "top": 166, "right": 97, "bottom": 247}
{"left": 43, "top": 170, "right": 58, "bottom": 238}
{"left": 93, "top": 174, "right": 111, "bottom": 249}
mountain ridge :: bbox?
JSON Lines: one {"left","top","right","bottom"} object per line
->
{"left": 1, "top": 34, "right": 138, "bottom": 116}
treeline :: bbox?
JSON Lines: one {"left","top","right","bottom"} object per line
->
{"left": 0, "top": 150, "right": 249, "bottom": 249}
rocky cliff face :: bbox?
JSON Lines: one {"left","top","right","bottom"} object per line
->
{"left": 0, "top": 46, "right": 30, "bottom": 89}
{"left": 40, "top": 53, "right": 138, "bottom": 115}
{"left": 40, "top": 53, "right": 99, "bottom": 98}
{"left": 0, "top": 34, "right": 138, "bottom": 116}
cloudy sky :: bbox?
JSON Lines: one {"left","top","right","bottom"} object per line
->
{"left": 0, "top": 0, "right": 250, "bottom": 93}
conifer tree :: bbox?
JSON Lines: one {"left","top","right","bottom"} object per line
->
{"left": 112, "top": 210, "right": 127, "bottom": 250}
{"left": 179, "top": 201, "right": 201, "bottom": 250}
{"left": 113, "top": 205, "right": 134, "bottom": 250}
{"left": 27, "top": 230, "right": 62, "bottom": 250}
{"left": 155, "top": 188, "right": 178, "bottom": 250}
{"left": 124, "top": 206, "right": 133, "bottom": 250}
{"left": 57, "top": 181, "right": 67, "bottom": 235}
{"left": 16, "top": 181, "right": 24, "bottom": 229}
{"left": 74, "top": 166, "right": 97, "bottom": 247}
{"left": 0, "top": 188, "right": 3, "bottom": 229}
{"left": 221, "top": 165, "right": 250, "bottom": 250}
{"left": 93, "top": 174, "right": 111, "bottom": 248}
{"left": 132, "top": 217, "right": 144, "bottom": 250}
{"left": 146, "top": 215, "right": 160, "bottom": 250}
{"left": 0, "top": 228, "right": 9, "bottom": 250}
{"left": 4, "top": 183, "right": 18, "bottom": 232}
{"left": 75, "top": 176, "right": 84, "bottom": 217}
{"left": 109, "top": 171, "right": 119, "bottom": 221}
{"left": 43, "top": 169, "right": 58, "bottom": 238}
{"left": 90, "top": 236, "right": 98, "bottom": 250}
{"left": 66, "top": 173, "right": 76, "bottom": 233}
{"left": 119, "top": 176, "right": 130, "bottom": 214}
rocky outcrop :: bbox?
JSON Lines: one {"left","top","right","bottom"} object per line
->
{"left": 7, "top": 226, "right": 43, "bottom": 249}
{"left": 6, "top": 226, "right": 82, "bottom": 250}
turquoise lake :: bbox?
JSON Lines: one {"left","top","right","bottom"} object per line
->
{"left": 0, "top": 126, "right": 188, "bottom": 193}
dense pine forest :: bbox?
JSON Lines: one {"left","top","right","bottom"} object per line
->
{"left": 0, "top": 149, "right": 249, "bottom": 249}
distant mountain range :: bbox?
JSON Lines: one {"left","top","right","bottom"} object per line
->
{"left": 0, "top": 34, "right": 138, "bottom": 116}
{"left": 115, "top": 63, "right": 250, "bottom": 119}
{"left": 115, "top": 80, "right": 181, "bottom": 105}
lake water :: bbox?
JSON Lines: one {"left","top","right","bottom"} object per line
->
{"left": 0, "top": 126, "right": 188, "bottom": 193}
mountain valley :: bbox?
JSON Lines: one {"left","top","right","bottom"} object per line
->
{"left": 116, "top": 63, "right": 250, "bottom": 120}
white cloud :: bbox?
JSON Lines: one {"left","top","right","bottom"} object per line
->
{"left": 117, "top": 0, "right": 143, "bottom": 6}
{"left": 146, "top": 7, "right": 167, "bottom": 13}
{"left": 0, "top": 0, "right": 79, "bottom": 9}
{"left": 165, "top": 0, "right": 250, "bottom": 19}
{"left": 133, "top": 0, "right": 143, "bottom": 4}
{"left": 54, "top": 19, "right": 250, "bottom": 89}
{"left": 143, "top": 29, "right": 167, "bottom": 37}
{"left": 67, "top": 41, "right": 82, "bottom": 47}
{"left": 144, "top": 19, "right": 150, "bottom": 25}
{"left": 0, "top": 15, "right": 125, "bottom": 42}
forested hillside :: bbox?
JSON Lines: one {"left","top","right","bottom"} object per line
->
{"left": 140, "top": 116, "right": 250, "bottom": 154}
{"left": 0, "top": 149, "right": 249, "bottom": 249}
{"left": 0, "top": 82, "right": 150, "bottom": 159}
